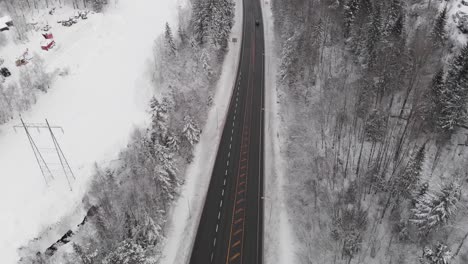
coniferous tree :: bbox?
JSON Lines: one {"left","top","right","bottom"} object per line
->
{"left": 438, "top": 45, "right": 468, "bottom": 131}
{"left": 149, "top": 97, "right": 171, "bottom": 144}
{"left": 394, "top": 145, "right": 425, "bottom": 198}
{"left": 182, "top": 115, "right": 201, "bottom": 145}
{"left": 191, "top": 0, "right": 234, "bottom": 48}
{"left": 102, "top": 240, "right": 146, "bottom": 264}
{"left": 367, "top": 5, "right": 383, "bottom": 67}
{"left": 385, "top": 0, "right": 402, "bottom": 35}
{"left": 431, "top": 7, "right": 448, "bottom": 47}
{"left": 389, "top": 15, "right": 404, "bottom": 39}
{"left": 163, "top": 132, "right": 179, "bottom": 151}
{"left": 411, "top": 183, "right": 461, "bottom": 234}
{"left": 343, "top": 0, "right": 360, "bottom": 36}
{"left": 192, "top": 0, "right": 211, "bottom": 45}
{"left": 72, "top": 243, "right": 96, "bottom": 264}
{"left": 420, "top": 242, "right": 452, "bottom": 264}
{"left": 364, "top": 109, "right": 387, "bottom": 142}
{"left": 88, "top": 0, "right": 108, "bottom": 12}
{"left": 216, "top": 0, "right": 235, "bottom": 49}
{"left": 134, "top": 212, "right": 162, "bottom": 247}
{"left": 164, "top": 22, "right": 176, "bottom": 56}
{"left": 427, "top": 69, "right": 445, "bottom": 127}
{"left": 178, "top": 25, "right": 188, "bottom": 47}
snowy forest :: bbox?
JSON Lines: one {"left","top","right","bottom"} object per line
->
{"left": 273, "top": 0, "right": 468, "bottom": 263}
{"left": 17, "top": 0, "right": 235, "bottom": 263}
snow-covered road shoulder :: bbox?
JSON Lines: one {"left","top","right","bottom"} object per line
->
{"left": 261, "top": 1, "right": 296, "bottom": 263}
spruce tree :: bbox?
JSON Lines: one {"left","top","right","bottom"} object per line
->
{"left": 431, "top": 7, "right": 448, "bottom": 47}
{"left": 427, "top": 69, "right": 444, "bottom": 126}
{"left": 386, "top": 0, "right": 402, "bottom": 35}
{"left": 394, "top": 145, "right": 425, "bottom": 198}
{"left": 149, "top": 97, "right": 170, "bottom": 144}
{"left": 88, "top": 0, "right": 108, "bottom": 12}
{"left": 182, "top": 115, "right": 201, "bottom": 145}
{"left": 366, "top": 5, "right": 382, "bottom": 67}
{"left": 191, "top": 0, "right": 211, "bottom": 45}
{"left": 420, "top": 242, "right": 452, "bottom": 264}
{"left": 102, "top": 240, "right": 146, "bottom": 264}
{"left": 343, "top": 0, "right": 360, "bottom": 35}
{"left": 178, "top": 25, "right": 188, "bottom": 47}
{"left": 389, "top": 15, "right": 404, "bottom": 39}
{"left": 207, "top": 0, "right": 235, "bottom": 48}
{"left": 438, "top": 45, "right": 468, "bottom": 131}
{"left": 364, "top": 109, "right": 387, "bottom": 142}
{"left": 164, "top": 23, "right": 176, "bottom": 56}
{"left": 411, "top": 183, "right": 461, "bottom": 234}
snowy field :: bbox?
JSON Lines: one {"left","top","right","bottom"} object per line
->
{"left": 0, "top": 0, "right": 177, "bottom": 262}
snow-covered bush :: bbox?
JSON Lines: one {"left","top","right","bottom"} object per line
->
{"left": 0, "top": 54, "right": 51, "bottom": 125}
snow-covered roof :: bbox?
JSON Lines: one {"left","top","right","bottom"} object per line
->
{"left": 41, "top": 39, "right": 54, "bottom": 46}
{"left": 0, "top": 15, "right": 12, "bottom": 24}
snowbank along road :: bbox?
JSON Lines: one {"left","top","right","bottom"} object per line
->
{"left": 189, "top": 0, "right": 265, "bottom": 262}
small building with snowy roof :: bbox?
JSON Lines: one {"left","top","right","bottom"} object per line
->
{"left": 0, "top": 15, "right": 13, "bottom": 31}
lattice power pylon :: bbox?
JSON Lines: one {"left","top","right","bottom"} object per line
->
{"left": 15, "top": 118, "right": 75, "bottom": 190}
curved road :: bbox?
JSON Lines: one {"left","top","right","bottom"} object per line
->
{"left": 189, "top": 0, "right": 265, "bottom": 263}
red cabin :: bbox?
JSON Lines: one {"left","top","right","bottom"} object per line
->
{"left": 41, "top": 39, "right": 55, "bottom": 51}
{"left": 42, "top": 32, "right": 54, "bottom": 39}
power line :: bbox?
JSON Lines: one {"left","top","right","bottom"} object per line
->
{"left": 15, "top": 118, "right": 75, "bottom": 190}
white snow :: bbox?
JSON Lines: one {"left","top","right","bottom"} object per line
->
{"left": 0, "top": 1, "right": 178, "bottom": 263}
{"left": 446, "top": 0, "right": 468, "bottom": 45}
{"left": 261, "top": 0, "right": 296, "bottom": 263}
{"left": 158, "top": 0, "right": 243, "bottom": 263}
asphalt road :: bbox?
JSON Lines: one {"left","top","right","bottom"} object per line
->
{"left": 189, "top": 0, "right": 265, "bottom": 263}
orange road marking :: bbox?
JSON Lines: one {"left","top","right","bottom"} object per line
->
{"left": 234, "top": 218, "right": 243, "bottom": 225}
{"left": 236, "top": 207, "right": 244, "bottom": 214}
{"left": 234, "top": 228, "right": 243, "bottom": 236}
{"left": 232, "top": 240, "right": 241, "bottom": 248}
{"left": 230, "top": 253, "right": 241, "bottom": 262}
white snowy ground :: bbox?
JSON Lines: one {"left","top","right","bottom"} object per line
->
{"left": 158, "top": 0, "right": 243, "bottom": 263}
{"left": 444, "top": 0, "right": 468, "bottom": 45}
{"left": 261, "top": 1, "right": 296, "bottom": 263}
{"left": 0, "top": 1, "right": 177, "bottom": 263}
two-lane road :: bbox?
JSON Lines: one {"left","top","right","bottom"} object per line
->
{"left": 189, "top": 0, "right": 265, "bottom": 262}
